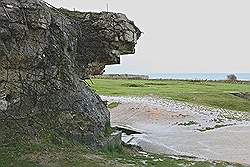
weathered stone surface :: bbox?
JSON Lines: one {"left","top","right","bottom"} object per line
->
{"left": 0, "top": 0, "right": 141, "bottom": 146}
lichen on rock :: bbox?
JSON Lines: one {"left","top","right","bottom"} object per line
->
{"left": 0, "top": 0, "right": 141, "bottom": 147}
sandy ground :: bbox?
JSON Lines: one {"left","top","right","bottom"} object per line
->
{"left": 101, "top": 95, "right": 250, "bottom": 165}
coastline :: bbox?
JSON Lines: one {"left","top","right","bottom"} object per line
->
{"left": 100, "top": 73, "right": 250, "bottom": 81}
{"left": 102, "top": 95, "right": 250, "bottom": 165}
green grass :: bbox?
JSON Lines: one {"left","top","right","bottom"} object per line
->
{"left": 0, "top": 142, "right": 106, "bottom": 167}
{"left": 1, "top": 79, "right": 249, "bottom": 166}
{"left": 107, "top": 102, "right": 120, "bottom": 109}
{"left": 0, "top": 129, "right": 243, "bottom": 166}
{"left": 0, "top": 142, "right": 244, "bottom": 167}
{"left": 90, "top": 79, "right": 250, "bottom": 112}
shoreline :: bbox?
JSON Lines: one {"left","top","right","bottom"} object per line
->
{"left": 102, "top": 95, "right": 250, "bottom": 165}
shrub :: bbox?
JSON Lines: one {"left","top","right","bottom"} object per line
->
{"left": 226, "top": 74, "right": 237, "bottom": 81}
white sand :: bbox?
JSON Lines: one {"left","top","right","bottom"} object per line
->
{"left": 101, "top": 95, "right": 250, "bottom": 165}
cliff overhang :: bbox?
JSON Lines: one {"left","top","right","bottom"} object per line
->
{"left": 0, "top": 0, "right": 141, "bottom": 147}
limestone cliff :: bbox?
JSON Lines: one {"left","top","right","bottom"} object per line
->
{"left": 0, "top": 0, "right": 141, "bottom": 146}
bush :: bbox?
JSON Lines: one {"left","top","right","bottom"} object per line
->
{"left": 226, "top": 74, "right": 237, "bottom": 81}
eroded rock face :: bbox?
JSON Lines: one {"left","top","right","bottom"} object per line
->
{"left": 0, "top": 0, "right": 141, "bottom": 146}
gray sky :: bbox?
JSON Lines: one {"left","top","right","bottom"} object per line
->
{"left": 45, "top": 0, "right": 250, "bottom": 74}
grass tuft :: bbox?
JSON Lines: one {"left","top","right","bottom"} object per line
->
{"left": 107, "top": 102, "right": 120, "bottom": 109}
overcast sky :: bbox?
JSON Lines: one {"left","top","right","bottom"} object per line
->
{"left": 45, "top": 0, "right": 250, "bottom": 74}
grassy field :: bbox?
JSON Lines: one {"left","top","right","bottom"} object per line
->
{"left": 90, "top": 79, "right": 250, "bottom": 112}
{"left": 0, "top": 141, "right": 244, "bottom": 167}
{"left": 1, "top": 79, "right": 249, "bottom": 167}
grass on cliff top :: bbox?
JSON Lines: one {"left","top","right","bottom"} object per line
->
{"left": 89, "top": 79, "right": 250, "bottom": 112}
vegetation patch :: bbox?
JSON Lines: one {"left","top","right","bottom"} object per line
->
{"left": 0, "top": 139, "right": 245, "bottom": 167}
{"left": 145, "top": 82, "right": 169, "bottom": 86}
{"left": 197, "top": 124, "right": 234, "bottom": 132}
{"left": 90, "top": 79, "right": 250, "bottom": 112}
{"left": 187, "top": 82, "right": 216, "bottom": 87}
{"left": 178, "top": 121, "right": 199, "bottom": 126}
{"left": 121, "top": 83, "right": 147, "bottom": 88}
{"left": 103, "top": 145, "right": 244, "bottom": 167}
{"left": 107, "top": 102, "right": 121, "bottom": 109}
{"left": 103, "top": 122, "right": 114, "bottom": 137}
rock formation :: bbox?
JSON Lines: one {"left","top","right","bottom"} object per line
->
{"left": 0, "top": 0, "right": 141, "bottom": 146}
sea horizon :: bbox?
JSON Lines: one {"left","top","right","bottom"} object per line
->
{"left": 148, "top": 73, "right": 250, "bottom": 81}
{"left": 104, "top": 72, "right": 250, "bottom": 81}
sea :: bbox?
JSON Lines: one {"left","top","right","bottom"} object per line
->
{"left": 147, "top": 73, "right": 250, "bottom": 81}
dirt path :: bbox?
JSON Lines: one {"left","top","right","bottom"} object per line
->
{"left": 101, "top": 95, "right": 250, "bottom": 165}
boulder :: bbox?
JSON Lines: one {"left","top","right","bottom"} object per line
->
{"left": 0, "top": 0, "right": 141, "bottom": 147}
